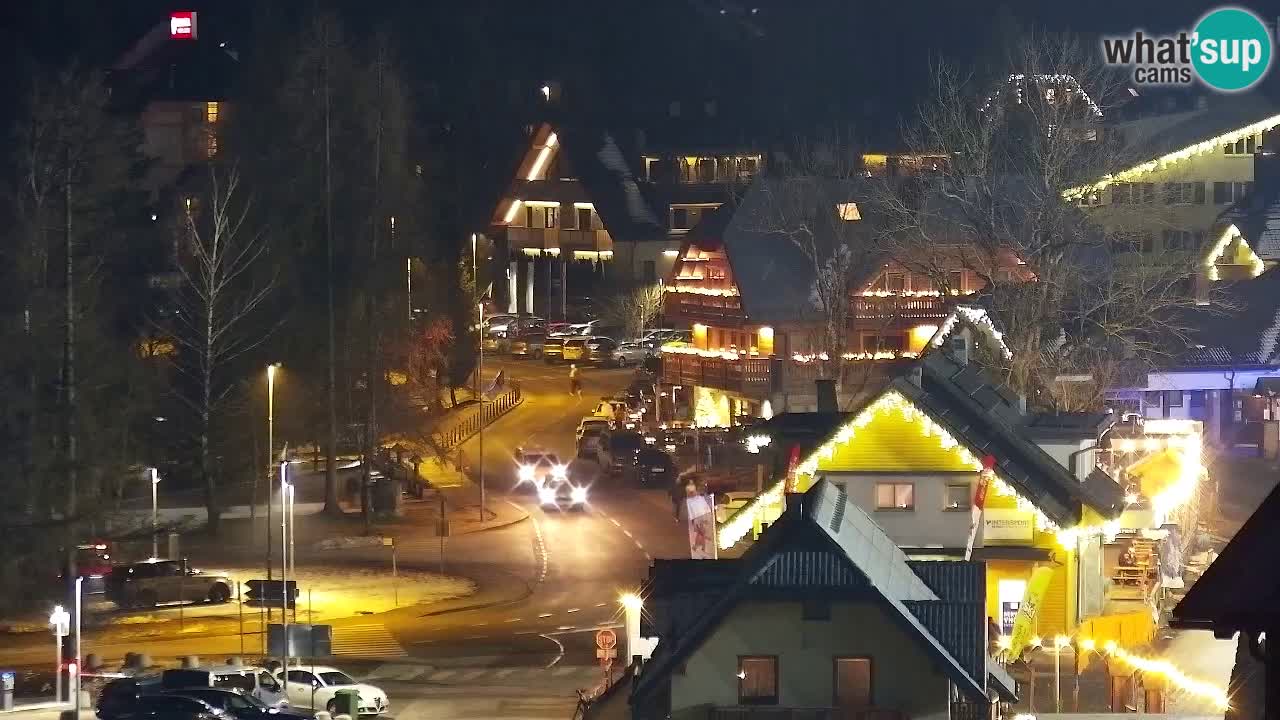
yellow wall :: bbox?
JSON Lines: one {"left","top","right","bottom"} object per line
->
{"left": 814, "top": 407, "right": 979, "bottom": 473}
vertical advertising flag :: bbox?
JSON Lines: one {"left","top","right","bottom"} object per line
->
{"left": 1007, "top": 566, "right": 1055, "bottom": 660}
{"left": 686, "top": 494, "right": 716, "bottom": 559}
{"left": 784, "top": 444, "right": 802, "bottom": 493}
{"left": 964, "top": 455, "right": 997, "bottom": 561}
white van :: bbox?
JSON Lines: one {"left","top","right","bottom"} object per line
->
{"left": 161, "top": 665, "right": 289, "bottom": 707}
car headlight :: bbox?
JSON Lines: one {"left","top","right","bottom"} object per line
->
{"left": 538, "top": 486, "right": 557, "bottom": 504}
{"left": 570, "top": 486, "right": 588, "bottom": 504}
{"left": 518, "top": 465, "right": 535, "bottom": 482}
{"left": 552, "top": 464, "right": 568, "bottom": 479}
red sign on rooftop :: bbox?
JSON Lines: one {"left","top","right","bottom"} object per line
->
{"left": 170, "top": 11, "right": 197, "bottom": 40}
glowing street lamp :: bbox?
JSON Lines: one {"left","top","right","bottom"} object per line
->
{"left": 150, "top": 468, "right": 161, "bottom": 559}
{"left": 49, "top": 606, "right": 69, "bottom": 703}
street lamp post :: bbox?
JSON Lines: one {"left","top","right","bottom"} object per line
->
{"left": 281, "top": 462, "right": 291, "bottom": 675}
{"left": 150, "top": 468, "right": 161, "bottom": 559}
{"left": 266, "top": 364, "right": 279, "bottom": 619}
{"left": 73, "top": 577, "right": 82, "bottom": 714}
{"left": 49, "top": 606, "right": 68, "bottom": 704}
{"left": 478, "top": 302, "right": 485, "bottom": 522}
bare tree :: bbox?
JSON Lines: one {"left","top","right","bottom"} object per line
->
{"left": 602, "top": 284, "right": 666, "bottom": 338}
{"left": 873, "top": 34, "right": 1210, "bottom": 410}
{"left": 745, "top": 134, "right": 884, "bottom": 398}
{"left": 168, "top": 165, "right": 274, "bottom": 535}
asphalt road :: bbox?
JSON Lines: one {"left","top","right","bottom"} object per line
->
{"left": 0, "top": 357, "right": 690, "bottom": 718}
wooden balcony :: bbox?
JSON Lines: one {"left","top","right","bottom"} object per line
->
{"left": 709, "top": 707, "right": 909, "bottom": 720}
{"left": 506, "top": 226, "right": 612, "bottom": 253}
{"left": 851, "top": 295, "right": 949, "bottom": 321}
{"left": 660, "top": 352, "right": 777, "bottom": 399}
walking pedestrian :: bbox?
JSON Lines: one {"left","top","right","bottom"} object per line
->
{"left": 569, "top": 363, "right": 581, "bottom": 397}
{"left": 669, "top": 480, "right": 683, "bottom": 523}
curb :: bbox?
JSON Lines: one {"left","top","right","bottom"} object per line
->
{"left": 448, "top": 503, "right": 531, "bottom": 537}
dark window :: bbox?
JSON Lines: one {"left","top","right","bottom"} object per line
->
{"left": 948, "top": 270, "right": 964, "bottom": 292}
{"left": 1141, "top": 232, "right": 1153, "bottom": 253}
{"left": 525, "top": 205, "right": 535, "bottom": 228}
{"left": 544, "top": 206, "right": 559, "bottom": 229}
{"left": 887, "top": 273, "right": 906, "bottom": 292}
{"left": 1166, "top": 391, "right": 1184, "bottom": 408}
{"left": 286, "top": 671, "right": 315, "bottom": 684}
{"left": 643, "top": 260, "right": 657, "bottom": 284}
{"left": 1190, "top": 390, "right": 1206, "bottom": 408}
{"left": 738, "top": 656, "right": 778, "bottom": 705}
{"left": 577, "top": 207, "right": 592, "bottom": 231}
{"left": 1140, "top": 183, "right": 1155, "bottom": 203}
{"left": 802, "top": 598, "right": 831, "bottom": 621}
{"left": 1112, "top": 183, "right": 1131, "bottom": 204}
{"left": 1213, "top": 182, "right": 1228, "bottom": 204}
{"left": 945, "top": 483, "right": 971, "bottom": 510}
{"left": 672, "top": 207, "right": 689, "bottom": 229}
{"left": 834, "top": 657, "right": 873, "bottom": 710}
{"left": 214, "top": 672, "right": 255, "bottom": 692}
{"left": 1144, "top": 391, "right": 1162, "bottom": 407}
{"left": 1195, "top": 182, "right": 1206, "bottom": 203}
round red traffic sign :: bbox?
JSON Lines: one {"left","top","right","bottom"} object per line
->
{"left": 595, "top": 629, "right": 617, "bottom": 650}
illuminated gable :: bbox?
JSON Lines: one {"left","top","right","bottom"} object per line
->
{"left": 1204, "top": 223, "right": 1265, "bottom": 281}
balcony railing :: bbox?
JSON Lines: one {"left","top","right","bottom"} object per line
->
{"left": 851, "top": 295, "right": 949, "bottom": 320}
{"left": 660, "top": 353, "right": 777, "bottom": 398}
{"left": 506, "top": 226, "right": 612, "bottom": 253}
{"left": 709, "top": 707, "right": 909, "bottom": 720}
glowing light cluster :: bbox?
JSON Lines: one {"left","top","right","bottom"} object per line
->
{"left": 663, "top": 285, "right": 741, "bottom": 297}
{"left": 1066, "top": 113, "right": 1280, "bottom": 198}
{"left": 660, "top": 343, "right": 761, "bottom": 360}
{"left": 790, "top": 350, "right": 920, "bottom": 363}
{"left": 1055, "top": 518, "right": 1122, "bottom": 548}
{"left": 718, "top": 478, "right": 787, "bottom": 550}
{"left": 1203, "top": 224, "right": 1265, "bottom": 281}
{"left": 989, "top": 475, "right": 1059, "bottom": 532}
{"left": 1103, "top": 643, "right": 1229, "bottom": 711}
{"left": 745, "top": 434, "right": 772, "bottom": 454}
{"left": 929, "top": 306, "right": 1013, "bottom": 360}
{"left": 858, "top": 289, "right": 968, "bottom": 298}
{"left": 980, "top": 74, "right": 1103, "bottom": 118}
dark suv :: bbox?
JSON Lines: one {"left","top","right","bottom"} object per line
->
{"left": 105, "top": 559, "right": 233, "bottom": 609}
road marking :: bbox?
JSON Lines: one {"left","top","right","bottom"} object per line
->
{"left": 431, "top": 669, "right": 456, "bottom": 681}
{"left": 609, "top": 518, "right": 621, "bottom": 527}
{"left": 495, "top": 668, "right": 518, "bottom": 678}
{"left": 622, "top": 529, "right": 634, "bottom": 538}
{"left": 557, "top": 625, "right": 575, "bottom": 631}
{"left": 538, "top": 612, "right": 553, "bottom": 618}
{"left": 541, "top": 633, "right": 566, "bottom": 668}
{"left": 463, "top": 634, "right": 488, "bottom": 640}
{"left": 504, "top": 618, "right": 521, "bottom": 623}
{"left": 596, "top": 602, "right": 607, "bottom": 607}
{"left": 457, "top": 668, "right": 487, "bottom": 682}
{"left": 331, "top": 623, "right": 407, "bottom": 658}
{"left": 566, "top": 608, "right": 579, "bottom": 613}
{"left": 474, "top": 622, "right": 489, "bottom": 626}
{"left": 516, "top": 630, "right": 538, "bottom": 635}
{"left": 519, "top": 499, "right": 550, "bottom": 585}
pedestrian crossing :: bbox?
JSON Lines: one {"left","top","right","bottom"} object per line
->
{"left": 362, "top": 662, "right": 606, "bottom": 688}
{"left": 332, "top": 623, "right": 408, "bottom": 658}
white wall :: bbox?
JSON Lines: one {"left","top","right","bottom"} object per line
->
{"left": 669, "top": 601, "right": 953, "bottom": 720}
{"left": 823, "top": 473, "right": 975, "bottom": 549}
{"left": 1035, "top": 439, "right": 1094, "bottom": 481}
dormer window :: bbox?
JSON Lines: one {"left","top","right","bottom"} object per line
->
{"left": 836, "top": 202, "right": 861, "bottom": 221}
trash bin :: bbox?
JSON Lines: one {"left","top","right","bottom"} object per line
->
{"left": 1, "top": 670, "right": 14, "bottom": 711}
{"left": 333, "top": 688, "right": 359, "bottom": 717}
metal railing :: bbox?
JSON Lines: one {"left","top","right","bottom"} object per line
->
{"left": 852, "top": 294, "right": 949, "bottom": 320}
{"left": 436, "top": 386, "right": 524, "bottom": 450}
{"left": 660, "top": 354, "right": 776, "bottom": 397}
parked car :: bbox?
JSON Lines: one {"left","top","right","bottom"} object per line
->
{"left": 104, "top": 559, "right": 233, "bottom": 609}
{"left": 634, "top": 447, "right": 677, "bottom": 485}
{"left": 277, "top": 666, "right": 389, "bottom": 717}
{"left": 161, "top": 665, "right": 288, "bottom": 707}
{"left": 607, "top": 431, "right": 647, "bottom": 474}
{"left": 576, "top": 418, "right": 611, "bottom": 441}
{"left": 100, "top": 691, "right": 227, "bottom": 720}
{"left": 577, "top": 428, "right": 609, "bottom": 461}
{"left": 163, "top": 688, "right": 313, "bottom": 719}
{"left": 542, "top": 336, "right": 567, "bottom": 363}
{"left": 561, "top": 337, "right": 589, "bottom": 362}
{"left": 584, "top": 336, "right": 618, "bottom": 364}
{"left": 612, "top": 341, "right": 655, "bottom": 366}
{"left": 509, "top": 333, "right": 546, "bottom": 358}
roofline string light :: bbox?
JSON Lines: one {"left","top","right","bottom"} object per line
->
{"left": 1065, "top": 112, "right": 1280, "bottom": 198}
{"left": 1203, "top": 223, "right": 1265, "bottom": 281}
{"left": 928, "top": 306, "right": 1014, "bottom": 360}
{"left": 1101, "top": 641, "right": 1230, "bottom": 711}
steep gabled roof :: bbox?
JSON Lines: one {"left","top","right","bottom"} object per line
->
{"left": 1183, "top": 265, "right": 1280, "bottom": 368}
{"left": 633, "top": 480, "right": 1012, "bottom": 707}
{"left": 1172, "top": 479, "right": 1280, "bottom": 635}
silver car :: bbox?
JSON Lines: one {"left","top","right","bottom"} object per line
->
{"left": 612, "top": 342, "right": 655, "bottom": 366}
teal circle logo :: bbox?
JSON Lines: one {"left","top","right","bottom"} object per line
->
{"left": 1192, "top": 7, "right": 1272, "bottom": 91}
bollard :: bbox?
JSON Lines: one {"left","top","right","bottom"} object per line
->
{"left": 181, "top": 655, "right": 200, "bottom": 669}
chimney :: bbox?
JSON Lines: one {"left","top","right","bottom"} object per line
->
{"left": 907, "top": 365, "right": 922, "bottom": 387}
{"left": 1256, "top": 141, "right": 1280, "bottom": 199}
{"left": 816, "top": 379, "right": 837, "bottom": 413}
{"left": 949, "top": 330, "right": 971, "bottom": 366}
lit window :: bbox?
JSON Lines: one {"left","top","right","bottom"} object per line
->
{"left": 834, "top": 658, "right": 872, "bottom": 710}
{"left": 836, "top": 202, "right": 861, "bottom": 221}
{"left": 207, "top": 134, "right": 218, "bottom": 159}
{"left": 945, "top": 483, "right": 971, "bottom": 510}
{"left": 737, "top": 656, "right": 777, "bottom": 705}
{"left": 206, "top": 101, "right": 219, "bottom": 124}
{"left": 875, "top": 482, "right": 914, "bottom": 510}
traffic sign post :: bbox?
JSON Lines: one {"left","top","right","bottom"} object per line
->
{"left": 596, "top": 629, "right": 618, "bottom": 685}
